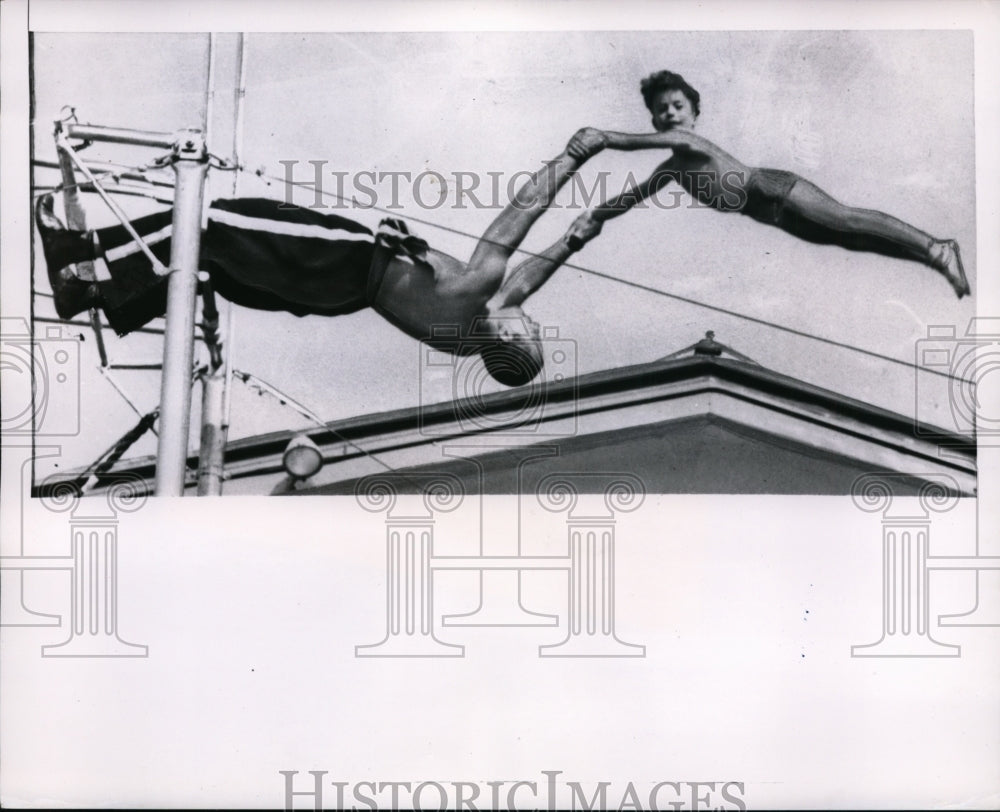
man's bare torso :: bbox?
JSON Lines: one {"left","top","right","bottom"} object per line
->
{"left": 368, "top": 246, "right": 491, "bottom": 346}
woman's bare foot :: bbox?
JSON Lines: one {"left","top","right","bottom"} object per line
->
{"left": 930, "top": 239, "right": 971, "bottom": 299}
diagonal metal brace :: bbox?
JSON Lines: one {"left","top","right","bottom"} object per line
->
{"left": 54, "top": 137, "right": 109, "bottom": 366}
{"left": 54, "top": 127, "right": 171, "bottom": 276}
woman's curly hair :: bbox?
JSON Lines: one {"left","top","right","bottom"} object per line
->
{"left": 640, "top": 70, "right": 701, "bottom": 117}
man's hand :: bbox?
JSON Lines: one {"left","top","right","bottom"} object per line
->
{"left": 567, "top": 127, "right": 607, "bottom": 161}
{"left": 480, "top": 305, "right": 540, "bottom": 341}
{"left": 564, "top": 210, "right": 603, "bottom": 251}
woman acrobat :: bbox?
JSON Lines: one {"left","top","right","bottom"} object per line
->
{"left": 566, "top": 70, "right": 970, "bottom": 299}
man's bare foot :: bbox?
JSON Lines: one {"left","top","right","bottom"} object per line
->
{"left": 930, "top": 239, "right": 971, "bottom": 299}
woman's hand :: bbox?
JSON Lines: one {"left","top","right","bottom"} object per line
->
{"left": 565, "top": 210, "right": 604, "bottom": 251}
{"left": 567, "top": 127, "right": 608, "bottom": 161}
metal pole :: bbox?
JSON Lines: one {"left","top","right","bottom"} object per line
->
{"left": 221, "top": 309, "right": 236, "bottom": 437}
{"left": 155, "top": 133, "right": 209, "bottom": 496}
{"left": 196, "top": 366, "right": 227, "bottom": 495}
{"left": 64, "top": 123, "right": 176, "bottom": 149}
{"left": 233, "top": 33, "right": 248, "bottom": 179}
{"left": 195, "top": 33, "right": 226, "bottom": 496}
{"left": 203, "top": 34, "right": 217, "bottom": 139}
{"left": 196, "top": 33, "right": 247, "bottom": 494}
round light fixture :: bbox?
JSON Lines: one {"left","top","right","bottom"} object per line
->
{"left": 282, "top": 434, "right": 323, "bottom": 479}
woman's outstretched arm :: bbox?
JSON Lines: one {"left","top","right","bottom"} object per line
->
{"left": 587, "top": 160, "right": 679, "bottom": 226}
{"left": 483, "top": 212, "right": 604, "bottom": 312}
{"left": 603, "top": 128, "right": 708, "bottom": 153}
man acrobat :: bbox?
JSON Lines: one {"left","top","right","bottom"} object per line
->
{"left": 566, "top": 70, "right": 970, "bottom": 298}
{"left": 37, "top": 126, "right": 608, "bottom": 387}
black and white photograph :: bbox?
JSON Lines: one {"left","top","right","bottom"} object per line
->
{"left": 2, "top": 1, "right": 998, "bottom": 808}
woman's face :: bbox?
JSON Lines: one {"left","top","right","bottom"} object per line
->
{"left": 651, "top": 89, "right": 697, "bottom": 132}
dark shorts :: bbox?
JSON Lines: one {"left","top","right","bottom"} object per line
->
{"left": 740, "top": 168, "right": 800, "bottom": 226}
{"left": 96, "top": 198, "right": 377, "bottom": 335}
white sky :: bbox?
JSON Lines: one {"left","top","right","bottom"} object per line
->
{"left": 28, "top": 26, "right": 981, "bottom": 479}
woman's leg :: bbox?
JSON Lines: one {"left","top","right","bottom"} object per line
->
{"left": 782, "top": 179, "right": 933, "bottom": 259}
{"left": 779, "top": 178, "right": 969, "bottom": 297}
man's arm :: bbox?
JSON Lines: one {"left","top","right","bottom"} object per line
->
{"left": 484, "top": 152, "right": 684, "bottom": 309}
{"left": 477, "top": 125, "right": 703, "bottom": 312}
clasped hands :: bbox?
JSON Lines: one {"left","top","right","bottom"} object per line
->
{"left": 566, "top": 127, "right": 608, "bottom": 161}
{"left": 565, "top": 210, "right": 603, "bottom": 252}
{"left": 563, "top": 128, "right": 608, "bottom": 250}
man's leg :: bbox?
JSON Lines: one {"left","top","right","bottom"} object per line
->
{"left": 464, "top": 150, "right": 584, "bottom": 291}
{"left": 200, "top": 198, "right": 373, "bottom": 315}
{"left": 35, "top": 191, "right": 178, "bottom": 332}
{"left": 780, "top": 178, "right": 970, "bottom": 297}
{"left": 91, "top": 208, "right": 175, "bottom": 333}
{"left": 37, "top": 196, "right": 378, "bottom": 335}
{"left": 35, "top": 194, "right": 102, "bottom": 319}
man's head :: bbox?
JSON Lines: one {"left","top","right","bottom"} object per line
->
{"left": 478, "top": 306, "right": 544, "bottom": 387}
{"left": 640, "top": 70, "right": 700, "bottom": 132}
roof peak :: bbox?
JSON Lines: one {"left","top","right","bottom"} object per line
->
{"left": 661, "top": 331, "right": 761, "bottom": 365}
